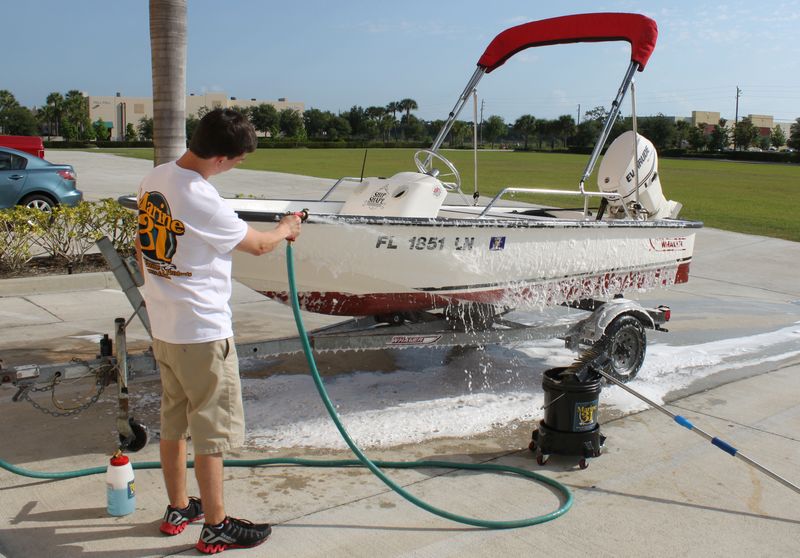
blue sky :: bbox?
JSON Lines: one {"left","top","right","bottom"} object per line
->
{"left": 8, "top": 0, "right": 800, "bottom": 123}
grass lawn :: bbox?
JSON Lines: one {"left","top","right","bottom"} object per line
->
{"left": 88, "top": 147, "right": 800, "bottom": 242}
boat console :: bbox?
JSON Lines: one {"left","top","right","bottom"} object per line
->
{"left": 340, "top": 171, "right": 447, "bottom": 218}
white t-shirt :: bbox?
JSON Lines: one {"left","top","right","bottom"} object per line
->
{"left": 137, "top": 161, "right": 249, "bottom": 344}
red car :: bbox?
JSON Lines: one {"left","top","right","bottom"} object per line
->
{"left": 0, "top": 135, "right": 45, "bottom": 159}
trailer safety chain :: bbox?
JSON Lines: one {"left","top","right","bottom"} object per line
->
{"left": 20, "top": 360, "right": 115, "bottom": 418}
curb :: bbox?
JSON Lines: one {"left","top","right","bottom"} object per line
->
{"left": 0, "top": 271, "right": 118, "bottom": 297}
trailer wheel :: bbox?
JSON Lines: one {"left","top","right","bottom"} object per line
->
{"left": 598, "top": 314, "right": 646, "bottom": 383}
{"left": 119, "top": 418, "right": 149, "bottom": 452}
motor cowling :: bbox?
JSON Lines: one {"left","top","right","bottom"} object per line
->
{"left": 597, "top": 131, "right": 682, "bottom": 219}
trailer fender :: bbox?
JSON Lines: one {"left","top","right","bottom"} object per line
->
{"left": 570, "top": 298, "right": 655, "bottom": 344}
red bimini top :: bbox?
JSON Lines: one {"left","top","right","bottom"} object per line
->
{"left": 477, "top": 12, "right": 658, "bottom": 73}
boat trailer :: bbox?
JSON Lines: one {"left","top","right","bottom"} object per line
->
{"left": 0, "top": 237, "right": 670, "bottom": 452}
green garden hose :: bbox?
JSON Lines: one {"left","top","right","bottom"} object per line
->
{"left": 0, "top": 242, "right": 573, "bottom": 528}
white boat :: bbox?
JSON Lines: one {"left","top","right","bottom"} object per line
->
{"left": 230, "top": 12, "right": 701, "bottom": 320}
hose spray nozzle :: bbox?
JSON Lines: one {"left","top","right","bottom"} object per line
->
{"left": 287, "top": 209, "right": 309, "bottom": 222}
{"left": 285, "top": 209, "right": 309, "bottom": 243}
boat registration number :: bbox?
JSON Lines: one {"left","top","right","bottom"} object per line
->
{"left": 375, "top": 235, "right": 475, "bottom": 251}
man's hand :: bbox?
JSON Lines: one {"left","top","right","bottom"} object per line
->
{"left": 237, "top": 214, "right": 302, "bottom": 256}
{"left": 281, "top": 214, "right": 302, "bottom": 242}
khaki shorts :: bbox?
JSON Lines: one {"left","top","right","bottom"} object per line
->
{"left": 153, "top": 338, "right": 245, "bottom": 455}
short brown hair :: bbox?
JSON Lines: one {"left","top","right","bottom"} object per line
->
{"left": 189, "top": 108, "right": 257, "bottom": 159}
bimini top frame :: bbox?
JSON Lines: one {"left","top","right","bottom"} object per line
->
{"left": 428, "top": 12, "right": 658, "bottom": 215}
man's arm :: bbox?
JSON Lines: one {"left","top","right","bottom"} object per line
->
{"left": 236, "top": 215, "right": 301, "bottom": 256}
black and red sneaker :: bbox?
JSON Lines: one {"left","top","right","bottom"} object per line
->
{"left": 159, "top": 496, "right": 204, "bottom": 535}
{"left": 196, "top": 516, "right": 272, "bottom": 554}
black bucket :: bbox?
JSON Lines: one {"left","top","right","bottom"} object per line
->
{"left": 542, "top": 367, "right": 601, "bottom": 433}
{"left": 531, "top": 367, "right": 605, "bottom": 465}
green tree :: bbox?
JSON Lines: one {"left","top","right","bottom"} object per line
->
{"left": 385, "top": 101, "right": 401, "bottom": 120}
{"left": 687, "top": 124, "right": 707, "bottom": 151}
{"left": 125, "top": 123, "right": 138, "bottom": 141}
{"left": 39, "top": 92, "right": 65, "bottom": 138}
{"left": 637, "top": 114, "right": 675, "bottom": 151}
{"left": 93, "top": 118, "right": 111, "bottom": 141}
{"left": 0, "top": 90, "right": 18, "bottom": 112}
{"left": 278, "top": 108, "right": 304, "bottom": 138}
{"left": 385, "top": 101, "right": 401, "bottom": 139}
{"left": 583, "top": 106, "right": 608, "bottom": 122}
{"left": 327, "top": 115, "right": 351, "bottom": 140}
{"left": 137, "top": 116, "right": 154, "bottom": 140}
{"left": 0, "top": 90, "right": 35, "bottom": 135}
{"left": 377, "top": 114, "right": 395, "bottom": 142}
{"left": 63, "top": 90, "right": 92, "bottom": 141}
{"left": 185, "top": 114, "right": 199, "bottom": 141}
{"left": 150, "top": 0, "right": 187, "bottom": 165}
{"left": 513, "top": 114, "right": 536, "bottom": 150}
{"left": 556, "top": 114, "right": 576, "bottom": 148}
{"left": 733, "top": 117, "right": 758, "bottom": 150}
{"left": 708, "top": 120, "right": 730, "bottom": 151}
{"left": 364, "top": 106, "right": 387, "bottom": 140}
{"left": 0, "top": 105, "right": 38, "bottom": 135}
{"left": 535, "top": 119, "right": 559, "bottom": 149}
{"left": 483, "top": 115, "right": 506, "bottom": 147}
{"left": 302, "top": 108, "right": 330, "bottom": 139}
{"left": 398, "top": 98, "right": 418, "bottom": 119}
{"left": 399, "top": 114, "right": 427, "bottom": 141}
{"left": 673, "top": 120, "right": 690, "bottom": 149}
{"left": 449, "top": 120, "right": 471, "bottom": 147}
{"left": 770, "top": 125, "right": 786, "bottom": 148}
{"left": 250, "top": 103, "right": 279, "bottom": 137}
{"left": 345, "top": 106, "right": 369, "bottom": 138}
{"left": 572, "top": 120, "right": 602, "bottom": 149}
{"left": 788, "top": 118, "right": 800, "bottom": 150}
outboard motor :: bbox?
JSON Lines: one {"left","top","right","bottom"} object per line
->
{"left": 598, "top": 131, "right": 682, "bottom": 220}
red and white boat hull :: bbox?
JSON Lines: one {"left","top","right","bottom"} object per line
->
{"left": 231, "top": 200, "right": 697, "bottom": 316}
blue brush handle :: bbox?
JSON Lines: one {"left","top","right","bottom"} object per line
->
{"left": 712, "top": 437, "right": 738, "bottom": 456}
{"left": 674, "top": 415, "right": 738, "bottom": 456}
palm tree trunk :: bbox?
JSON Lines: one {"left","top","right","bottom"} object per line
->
{"left": 149, "top": 0, "right": 187, "bottom": 166}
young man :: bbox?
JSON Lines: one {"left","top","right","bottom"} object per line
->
{"left": 136, "top": 108, "right": 301, "bottom": 554}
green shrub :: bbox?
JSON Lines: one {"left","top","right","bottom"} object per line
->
{"left": 0, "top": 207, "right": 40, "bottom": 270}
{"left": 93, "top": 198, "right": 137, "bottom": 253}
{"left": 0, "top": 200, "right": 137, "bottom": 272}
{"left": 30, "top": 202, "right": 102, "bottom": 264}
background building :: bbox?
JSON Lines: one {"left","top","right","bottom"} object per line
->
{"left": 87, "top": 92, "right": 303, "bottom": 140}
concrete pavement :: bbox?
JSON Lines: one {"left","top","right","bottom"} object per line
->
{"left": 0, "top": 151, "right": 799, "bottom": 557}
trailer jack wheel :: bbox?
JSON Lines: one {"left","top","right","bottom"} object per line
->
{"left": 597, "top": 315, "right": 646, "bottom": 383}
{"left": 119, "top": 418, "right": 149, "bottom": 452}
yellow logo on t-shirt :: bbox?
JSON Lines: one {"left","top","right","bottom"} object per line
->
{"left": 138, "top": 191, "right": 191, "bottom": 280}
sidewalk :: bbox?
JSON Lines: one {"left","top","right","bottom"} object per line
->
{"left": 1, "top": 360, "right": 798, "bottom": 557}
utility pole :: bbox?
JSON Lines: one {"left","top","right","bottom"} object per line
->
{"left": 734, "top": 86, "right": 742, "bottom": 151}
{"left": 577, "top": 104, "right": 581, "bottom": 125}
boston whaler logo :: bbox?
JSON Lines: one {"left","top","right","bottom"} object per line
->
{"left": 138, "top": 191, "right": 191, "bottom": 279}
{"left": 387, "top": 335, "right": 442, "bottom": 346}
{"left": 649, "top": 237, "right": 686, "bottom": 252}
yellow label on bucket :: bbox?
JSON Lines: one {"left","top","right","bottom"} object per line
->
{"left": 576, "top": 403, "right": 597, "bottom": 427}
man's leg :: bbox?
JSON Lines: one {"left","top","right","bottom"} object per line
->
{"left": 160, "top": 438, "right": 189, "bottom": 509}
{"left": 194, "top": 452, "right": 225, "bottom": 524}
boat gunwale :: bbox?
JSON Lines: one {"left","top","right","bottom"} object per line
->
{"left": 233, "top": 206, "right": 703, "bottom": 230}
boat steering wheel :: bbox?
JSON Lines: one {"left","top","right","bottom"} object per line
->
{"left": 413, "top": 149, "right": 462, "bottom": 192}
